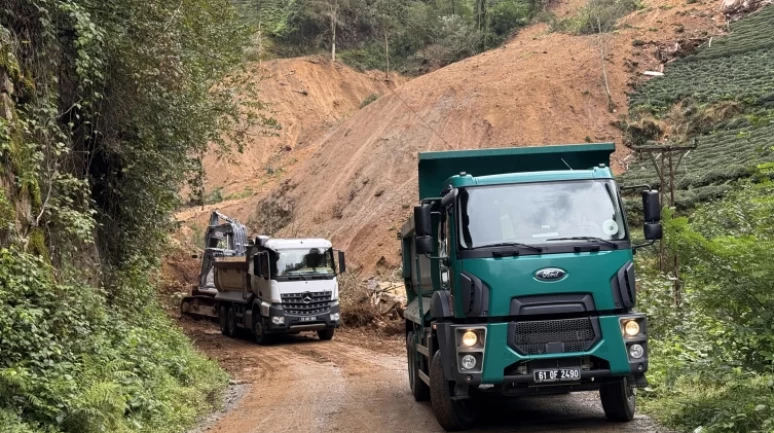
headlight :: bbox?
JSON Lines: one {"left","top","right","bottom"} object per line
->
{"left": 271, "top": 316, "right": 284, "bottom": 325}
{"left": 460, "top": 355, "right": 477, "bottom": 370}
{"left": 629, "top": 344, "right": 644, "bottom": 359}
{"left": 624, "top": 320, "right": 640, "bottom": 337}
{"left": 331, "top": 313, "right": 340, "bottom": 321}
{"left": 461, "top": 331, "right": 478, "bottom": 347}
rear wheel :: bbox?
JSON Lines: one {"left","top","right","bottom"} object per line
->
{"left": 430, "top": 351, "right": 479, "bottom": 431}
{"left": 219, "top": 305, "right": 228, "bottom": 336}
{"left": 406, "top": 331, "right": 430, "bottom": 401}
{"left": 317, "top": 328, "right": 335, "bottom": 341}
{"left": 226, "top": 306, "right": 237, "bottom": 337}
{"left": 600, "top": 377, "right": 636, "bottom": 422}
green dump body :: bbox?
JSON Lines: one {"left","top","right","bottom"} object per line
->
{"left": 401, "top": 143, "right": 648, "bottom": 397}
{"left": 417, "top": 143, "right": 616, "bottom": 199}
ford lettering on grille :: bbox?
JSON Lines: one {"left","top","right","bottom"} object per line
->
{"left": 535, "top": 268, "right": 566, "bottom": 281}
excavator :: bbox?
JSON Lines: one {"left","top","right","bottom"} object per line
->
{"left": 179, "top": 211, "right": 248, "bottom": 320}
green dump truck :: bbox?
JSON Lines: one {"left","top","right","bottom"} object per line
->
{"left": 400, "top": 143, "right": 662, "bottom": 431}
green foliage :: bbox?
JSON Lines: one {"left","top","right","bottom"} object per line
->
{"left": 360, "top": 93, "right": 380, "bottom": 108}
{"left": 637, "top": 175, "right": 774, "bottom": 433}
{"left": 1, "top": 0, "right": 254, "bottom": 430}
{"left": 553, "top": 0, "right": 641, "bottom": 34}
{"left": 237, "top": 0, "right": 538, "bottom": 74}
{"left": 0, "top": 249, "right": 228, "bottom": 433}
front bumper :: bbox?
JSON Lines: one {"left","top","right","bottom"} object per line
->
{"left": 265, "top": 302, "right": 341, "bottom": 333}
{"left": 436, "top": 314, "right": 648, "bottom": 390}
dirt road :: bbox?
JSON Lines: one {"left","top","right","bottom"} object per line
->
{"left": 184, "top": 321, "right": 668, "bottom": 433}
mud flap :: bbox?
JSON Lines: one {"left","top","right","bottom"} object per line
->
{"left": 435, "top": 323, "right": 457, "bottom": 381}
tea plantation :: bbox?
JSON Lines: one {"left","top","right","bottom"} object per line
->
{"left": 622, "top": 6, "right": 774, "bottom": 207}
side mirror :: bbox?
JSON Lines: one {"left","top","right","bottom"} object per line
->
{"left": 337, "top": 251, "right": 346, "bottom": 274}
{"left": 642, "top": 190, "right": 661, "bottom": 222}
{"left": 415, "top": 235, "right": 433, "bottom": 255}
{"left": 414, "top": 204, "right": 432, "bottom": 237}
{"left": 644, "top": 222, "right": 663, "bottom": 241}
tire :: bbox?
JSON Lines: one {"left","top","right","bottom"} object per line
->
{"left": 600, "top": 377, "right": 636, "bottom": 422}
{"left": 429, "top": 351, "right": 479, "bottom": 431}
{"left": 406, "top": 331, "right": 430, "bottom": 402}
{"left": 219, "top": 305, "right": 229, "bottom": 336}
{"left": 226, "top": 306, "right": 237, "bottom": 337}
{"left": 317, "top": 328, "right": 335, "bottom": 341}
{"left": 253, "top": 313, "right": 273, "bottom": 345}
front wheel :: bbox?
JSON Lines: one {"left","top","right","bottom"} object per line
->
{"left": 406, "top": 331, "right": 430, "bottom": 401}
{"left": 430, "top": 351, "right": 479, "bottom": 431}
{"left": 317, "top": 328, "right": 335, "bottom": 341}
{"left": 253, "top": 314, "right": 274, "bottom": 345}
{"left": 600, "top": 377, "right": 636, "bottom": 422}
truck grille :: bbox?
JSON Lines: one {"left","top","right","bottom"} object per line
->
{"left": 511, "top": 318, "right": 597, "bottom": 355}
{"left": 281, "top": 291, "right": 332, "bottom": 316}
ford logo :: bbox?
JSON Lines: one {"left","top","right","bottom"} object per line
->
{"left": 535, "top": 268, "right": 566, "bottom": 281}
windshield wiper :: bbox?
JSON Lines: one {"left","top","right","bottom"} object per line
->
{"left": 479, "top": 242, "right": 543, "bottom": 252}
{"left": 546, "top": 236, "right": 619, "bottom": 248}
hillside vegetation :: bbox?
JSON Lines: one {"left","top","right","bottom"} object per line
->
{"left": 234, "top": 0, "right": 543, "bottom": 74}
{"left": 622, "top": 6, "right": 774, "bottom": 433}
{"left": 0, "top": 1, "right": 252, "bottom": 431}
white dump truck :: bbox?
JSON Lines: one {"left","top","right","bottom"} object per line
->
{"left": 213, "top": 236, "right": 346, "bottom": 344}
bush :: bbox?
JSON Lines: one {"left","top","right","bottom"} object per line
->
{"left": 554, "top": 0, "right": 641, "bottom": 34}
{"left": 638, "top": 178, "right": 774, "bottom": 433}
{"left": 360, "top": 93, "right": 380, "bottom": 108}
{"left": 0, "top": 249, "right": 228, "bottom": 433}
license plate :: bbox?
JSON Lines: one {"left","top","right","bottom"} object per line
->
{"left": 299, "top": 316, "right": 317, "bottom": 322}
{"left": 533, "top": 368, "right": 581, "bottom": 383}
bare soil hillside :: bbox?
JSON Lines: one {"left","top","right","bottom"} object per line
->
{"left": 176, "top": 0, "right": 725, "bottom": 275}
{"left": 178, "top": 57, "right": 404, "bottom": 222}
{"left": 239, "top": 0, "right": 725, "bottom": 274}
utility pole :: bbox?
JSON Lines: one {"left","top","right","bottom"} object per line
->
{"left": 630, "top": 141, "right": 697, "bottom": 307}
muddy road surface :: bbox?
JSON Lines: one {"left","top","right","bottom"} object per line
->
{"left": 184, "top": 321, "right": 667, "bottom": 433}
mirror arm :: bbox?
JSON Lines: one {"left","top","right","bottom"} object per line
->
{"left": 620, "top": 183, "right": 654, "bottom": 192}
{"left": 632, "top": 239, "right": 656, "bottom": 251}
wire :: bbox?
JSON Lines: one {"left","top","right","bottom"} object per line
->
{"left": 385, "top": 80, "right": 452, "bottom": 150}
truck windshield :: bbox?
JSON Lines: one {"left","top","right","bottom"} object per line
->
{"left": 274, "top": 248, "right": 336, "bottom": 277}
{"left": 459, "top": 180, "right": 627, "bottom": 249}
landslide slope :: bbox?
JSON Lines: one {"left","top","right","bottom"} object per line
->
{"left": 178, "top": 57, "right": 403, "bottom": 223}
{"left": 249, "top": 0, "right": 724, "bottom": 274}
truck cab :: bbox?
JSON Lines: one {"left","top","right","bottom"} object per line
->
{"left": 400, "top": 144, "right": 662, "bottom": 431}
{"left": 214, "top": 237, "right": 345, "bottom": 344}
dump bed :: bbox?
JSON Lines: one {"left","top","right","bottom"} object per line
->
{"left": 213, "top": 256, "right": 249, "bottom": 292}
{"left": 417, "top": 143, "right": 615, "bottom": 199}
